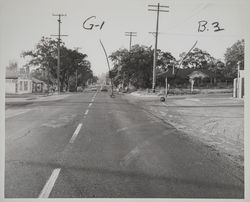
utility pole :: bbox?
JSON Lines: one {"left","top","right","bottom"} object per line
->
{"left": 125, "top": 32, "right": 137, "bottom": 51}
{"left": 148, "top": 3, "right": 169, "bottom": 93}
{"left": 124, "top": 32, "right": 137, "bottom": 90}
{"left": 74, "top": 47, "right": 82, "bottom": 91}
{"left": 51, "top": 14, "right": 68, "bottom": 94}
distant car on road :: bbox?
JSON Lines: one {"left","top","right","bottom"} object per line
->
{"left": 100, "top": 85, "right": 108, "bottom": 92}
{"left": 91, "top": 87, "right": 97, "bottom": 91}
{"left": 77, "top": 86, "right": 83, "bottom": 92}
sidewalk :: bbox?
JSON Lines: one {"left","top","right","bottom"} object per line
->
{"left": 5, "top": 92, "right": 72, "bottom": 105}
{"left": 5, "top": 92, "right": 73, "bottom": 118}
{"left": 126, "top": 91, "right": 244, "bottom": 169}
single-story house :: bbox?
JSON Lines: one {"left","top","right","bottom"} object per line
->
{"left": 32, "top": 78, "right": 47, "bottom": 93}
{"left": 5, "top": 70, "right": 47, "bottom": 94}
{"left": 158, "top": 67, "right": 218, "bottom": 85}
{"left": 157, "top": 67, "right": 219, "bottom": 93}
{"left": 5, "top": 70, "right": 33, "bottom": 94}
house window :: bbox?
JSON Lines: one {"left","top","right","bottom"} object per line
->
{"left": 24, "top": 81, "right": 28, "bottom": 91}
{"left": 19, "top": 81, "right": 23, "bottom": 91}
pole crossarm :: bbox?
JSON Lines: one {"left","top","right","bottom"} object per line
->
{"left": 50, "top": 34, "right": 68, "bottom": 37}
{"left": 125, "top": 32, "right": 137, "bottom": 35}
{"left": 148, "top": 5, "right": 169, "bottom": 8}
{"left": 124, "top": 31, "right": 137, "bottom": 51}
{"left": 148, "top": 9, "right": 169, "bottom": 12}
{"left": 125, "top": 34, "right": 137, "bottom": 36}
{"left": 149, "top": 31, "right": 163, "bottom": 37}
{"left": 52, "top": 14, "right": 67, "bottom": 16}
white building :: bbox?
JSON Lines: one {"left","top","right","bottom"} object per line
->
{"left": 5, "top": 70, "right": 32, "bottom": 94}
{"left": 233, "top": 63, "right": 244, "bottom": 98}
{"left": 5, "top": 69, "right": 47, "bottom": 94}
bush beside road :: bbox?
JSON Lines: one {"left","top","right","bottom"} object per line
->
{"left": 125, "top": 91, "right": 244, "bottom": 169}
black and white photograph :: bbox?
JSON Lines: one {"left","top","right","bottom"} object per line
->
{"left": 0, "top": 0, "right": 249, "bottom": 200}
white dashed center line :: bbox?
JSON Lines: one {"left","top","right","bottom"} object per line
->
{"left": 69, "top": 123, "right": 83, "bottom": 144}
{"left": 39, "top": 93, "right": 98, "bottom": 198}
{"left": 38, "top": 168, "right": 61, "bottom": 198}
{"left": 84, "top": 109, "right": 89, "bottom": 115}
{"left": 162, "top": 102, "right": 167, "bottom": 106}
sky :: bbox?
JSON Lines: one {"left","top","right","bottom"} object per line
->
{"left": 0, "top": 0, "right": 249, "bottom": 76}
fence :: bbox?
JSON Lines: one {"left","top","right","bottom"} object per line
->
{"left": 233, "top": 78, "right": 244, "bottom": 98}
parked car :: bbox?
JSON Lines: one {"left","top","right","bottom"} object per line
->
{"left": 90, "top": 86, "right": 97, "bottom": 91}
{"left": 77, "top": 86, "right": 83, "bottom": 92}
{"left": 100, "top": 85, "right": 108, "bottom": 92}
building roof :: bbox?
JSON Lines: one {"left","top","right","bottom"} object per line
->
{"left": 32, "top": 77, "right": 46, "bottom": 84}
{"left": 157, "top": 68, "right": 217, "bottom": 79}
{"left": 188, "top": 71, "right": 208, "bottom": 79}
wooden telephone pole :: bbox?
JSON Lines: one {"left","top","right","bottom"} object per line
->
{"left": 148, "top": 3, "right": 169, "bottom": 93}
{"left": 125, "top": 32, "right": 137, "bottom": 51}
{"left": 51, "top": 14, "right": 68, "bottom": 94}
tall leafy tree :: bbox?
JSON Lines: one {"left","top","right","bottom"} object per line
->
{"left": 109, "top": 44, "right": 176, "bottom": 89}
{"left": 224, "top": 39, "right": 244, "bottom": 79}
{"left": 6, "top": 61, "right": 18, "bottom": 72}
{"left": 22, "top": 36, "right": 94, "bottom": 91}
{"left": 21, "top": 36, "right": 58, "bottom": 84}
{"left": 179, "top": 48, "right": 216, "bottom": 69}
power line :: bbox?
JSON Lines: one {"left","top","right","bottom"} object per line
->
{"left": 125, "top": 32, "right": 137, "bottom": 51}
{"left": 51, "top": 14, "right": 68, "bottom": 94}
{"left": 148, "top": 3, "right": 169, "bottom": 93}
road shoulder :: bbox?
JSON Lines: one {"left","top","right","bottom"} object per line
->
{"left": 123, "top": 92, "right": 244, "bottom": 180}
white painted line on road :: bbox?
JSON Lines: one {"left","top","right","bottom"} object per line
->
{"left": 93, "top": 92, "right": 97, "bottom": 99}
{"left": 91, "top": 98, "right": 95, "bottom": 102}
{"left": 38, "top": 168, "right": 61, "bottom": 198}
{"left": 117, "top": 127, "right": 129, "bottom": 132}
{"left": 121, "top": 147, "right": 140, "bottom": 167}
{"left": 69, "top": 123, "right": 83, "bottom": 144}
{"left": 88, "top": 103, "right": 92, "bottom": 107}
{"left": 185, "top": 98, "right": 200, "bottom": 102}
{"left": 84, "top": 109, "right": 89, "bottom": 115}
{"left": 5, "top": 109, "right": 32, "bottom": 119}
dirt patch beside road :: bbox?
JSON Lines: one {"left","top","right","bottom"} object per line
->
{"left": 125, "top": 92, "right": 244, "bottom": 169}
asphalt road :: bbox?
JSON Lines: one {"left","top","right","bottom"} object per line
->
{"left": 5, "top": 90, "right": 244, "bottom": 198}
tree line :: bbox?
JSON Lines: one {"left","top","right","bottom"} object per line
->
{"left": 109, "top": 39, "right": 244, "bottom": 89}
{"left": 21, "top": 37, "right": 97, "bottom": 92}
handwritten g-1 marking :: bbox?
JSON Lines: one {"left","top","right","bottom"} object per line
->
{"left": 83, "top": 16, "right": 105, "bottom": 30}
